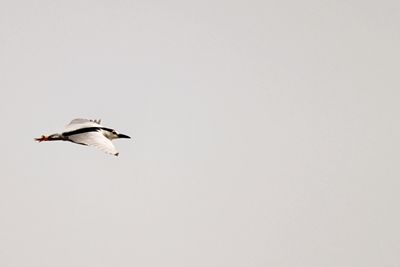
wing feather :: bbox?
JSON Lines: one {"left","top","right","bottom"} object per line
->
{"left": 67, "top": 131, "right": 119, "bottom": 156}
{"left": 64, "top": 118, "right": 103, "bottom": 132}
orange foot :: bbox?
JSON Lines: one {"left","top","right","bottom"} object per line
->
{"left": 35, "top": 135, "right": 48, "bottom": 142}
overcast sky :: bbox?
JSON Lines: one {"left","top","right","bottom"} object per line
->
{"left": 1, "top": 0, "right": 399, "bottom": 266}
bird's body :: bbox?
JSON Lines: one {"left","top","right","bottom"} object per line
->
{"left": 35, "top": 119, "right": 130, "bottom": 156}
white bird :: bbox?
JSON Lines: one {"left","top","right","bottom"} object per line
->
{"left": 35, "top": 119, "right": 131, "bottom": 156}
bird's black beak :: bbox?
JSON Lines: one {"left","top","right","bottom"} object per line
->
{"left": 117, "top": 133, "right": 131, "bottom": 139}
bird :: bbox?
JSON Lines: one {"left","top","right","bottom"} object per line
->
{"left": 35, "top": 119, "right": 131, "bottom": 156}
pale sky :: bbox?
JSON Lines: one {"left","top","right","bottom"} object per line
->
{"left": 1, "top": 0, "right": 399, "bottom": 266}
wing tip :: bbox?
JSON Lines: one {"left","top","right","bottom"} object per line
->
{"left": 92, "top": 119, "right": 101, "bottom": 124}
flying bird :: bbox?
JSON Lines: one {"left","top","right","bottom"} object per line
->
{"left": 35, "top": 119, "right": 131, "bottom": 156}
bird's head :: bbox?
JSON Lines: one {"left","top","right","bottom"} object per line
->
{"left": 103, "top": 129, "right": 131, "bottom": 140}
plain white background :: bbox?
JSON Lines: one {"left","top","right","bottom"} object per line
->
{"left": 0, "top": 0, "right": 399, "bottom": 266}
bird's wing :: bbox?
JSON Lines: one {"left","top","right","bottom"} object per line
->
{"left": 67, "top": 131, "right": 119, "bottom": 156}
{"left": 64, "top": 118, "right": 102, "bottom": 132}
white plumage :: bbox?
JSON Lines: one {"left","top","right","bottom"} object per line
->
{"left": 35, "top": 119, "right": 131, "bottom": 156}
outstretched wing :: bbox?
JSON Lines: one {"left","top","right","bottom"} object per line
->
{"left": 67, "top": 131, "right": 119, "bottom": 156}
{"left": 64, "top": 118, "right": 102, "bottom": 132}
